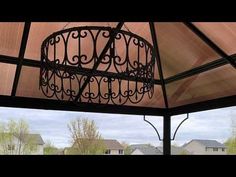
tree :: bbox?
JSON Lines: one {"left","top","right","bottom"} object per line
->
{"left": 225, "top": 111, "right": 236, "bottom": 154}
{"left": 0, "top": 123, "right": 12, "bottom": 154}
{"left": 225, "top": 137, "right": 236, "bottom": 155}
{"left": 231, "top": 110, "right": 236, "bottom": 137}
{"left": 121, "top": 141, "right": 132, "bottom": 155}
{"left": 43, "top": 140, "right": 58, "bottom": 155}
{"left": 67, "top": 118, "right": 105, "bottom": 155}
{"left": 0, "top": 119, "right": 37, "bottom": 155}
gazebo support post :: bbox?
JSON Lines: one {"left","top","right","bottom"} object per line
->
{"left": 163, "top": 114, "right": 171, "bottom": 155}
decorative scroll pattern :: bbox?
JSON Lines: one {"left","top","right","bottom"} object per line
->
{"left": 40, "top": 26, "right": 156, "bottom": 105}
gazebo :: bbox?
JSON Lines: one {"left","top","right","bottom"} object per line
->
{"left": 0, "top": 22, "right": 235, "bottom": 155}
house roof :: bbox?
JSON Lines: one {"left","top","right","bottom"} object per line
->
{"left": 184, "top": 139, "right": 226, "bottom": 148}
{"left": 22, "top": 134, "right": 45, "bottom": 145}
{"left": 130, "top": 144, "right": 162, "bottom": 155}
{"left": 0, "top": 133, "right": 44, "bottom": 145}
{"left": 102, "top": 139, "right": 124, "bottom": 150}
{"left": 72, "top": 139, "right": 124, "bottom": 150}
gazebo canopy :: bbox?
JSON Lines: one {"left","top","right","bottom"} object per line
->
{"left": 0, "top": 22, "right": 236, "bottom": 116}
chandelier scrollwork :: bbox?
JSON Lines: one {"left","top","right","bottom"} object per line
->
{"left": 40, "top": 26, "right": 156, "bottom": 105}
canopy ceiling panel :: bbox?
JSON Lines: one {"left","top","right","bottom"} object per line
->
{"left": 0, "top": 63, "right": 16, "bottom": 95}
{"left": 16, "top": 66, "right": 56, "bottom": 99}
{"left": 166, "top": 65, "right": 236, "bottom": 108}
{"left": 24, "top": 22, "right": 118, "bottom": 60}
{"left": 122, "top": 22, "right": 152, "bottom": 44}
{"left": 154, "top": 22, "right": 220, "bottom": 78}
{"left": 193, "top": 22, "right": 236, "bottom": 55}
{"left": 0, "top": 22, "right": 24, "bottom": 57}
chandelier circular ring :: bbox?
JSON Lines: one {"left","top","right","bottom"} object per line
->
{"left": 40, "top": 26, "right": 156, "bottom": 105}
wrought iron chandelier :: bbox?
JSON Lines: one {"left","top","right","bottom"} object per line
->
{"left": 40, "top": 26, "right": 156, "bottom": 105}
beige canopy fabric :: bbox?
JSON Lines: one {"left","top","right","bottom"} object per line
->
{"left": 0, "top": 22, "right": 236, "bottom": 109}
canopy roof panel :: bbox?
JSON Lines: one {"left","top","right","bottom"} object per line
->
{"left": 154, "top": 22, "right": 221, "bottom": 78}
{"left": 193, "top": 22, "right": 236, "bottom": 55}
{"left": 16, "top": 66, "right": 50, "bottom": 99}
{"left": 0, "top": 63, "right": 16, "bottom": 95}
{"left": 166, "top": 64, "right": 236, "bottom": 107}
{"left": 0, "top": 22, "right": 235, "bottom": 115}
{"left": 0, "top": 22, "right": 24, "bottom": 57}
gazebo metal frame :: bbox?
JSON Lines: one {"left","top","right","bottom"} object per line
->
{"left": 0, "top": 22, "right": 236, "bottom": 155}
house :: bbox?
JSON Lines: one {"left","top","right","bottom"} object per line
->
{"left": 129, "top": 144, "right": 162, "bottom": 155}
{"left": 103, "top": 139, "right": 124, "bottom": 155}
{"left": 183, "top": 139, "right": 227, "bottom": 155}
{"left": 0, "top": 133, "right": 45, "bottom": 155}
{"left": 64, "top": 139, "right": 124, "bottom": 155}
{"left": 157, "top": 146, "right": 191, "bottom": 155}
{"left": 129, "top": 144, "right": 189, "bottom": 155}
{"left": 170, "top": 146, "right": 191, "bottom": 155}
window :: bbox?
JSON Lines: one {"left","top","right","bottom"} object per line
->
{"left": 105, "top": 150, "right": 111, "bottom": 154}
{"left": 8, "top": 144, "right": 15, "bottom": 151}
{"left": 119, "top": 150, "right": 123, "bottom": 154}
{"left": 222, "top": 148, "right": 225, "bottom": 152}
{"left": 213, "top": 148, "right": 218, "bottom": 152}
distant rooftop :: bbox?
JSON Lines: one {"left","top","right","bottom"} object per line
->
{"left": 130, "top": 144, "right": 162, "bottom": 155}
{"left": 72, "top": 139, "right": 124, "bottom": 150}
{"left": 157, "top": 146, "right": 190, "bottom": 155}
{"left": 184, "top": 139, "right": 226, "bottom": 148}
{"left": 103, "top": 139, "right": 124, "bottom": 150}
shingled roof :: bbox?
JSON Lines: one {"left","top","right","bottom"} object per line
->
{"left": 102, "top": 139, "right": 124, "bottom": 150}
{"left": 130, "top": 144, "right": 162, "bottom": 155}
{"left": 184, "top": 139, "right": 226, "bottom": 148}
{"left": 72, "top": 139, "right": 124, "bottom": 150}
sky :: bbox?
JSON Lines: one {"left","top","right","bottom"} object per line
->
{"left": 0, "top": 106, "right": 235, "bottom": 148}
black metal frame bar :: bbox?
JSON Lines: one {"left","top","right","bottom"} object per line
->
{"left": 165, "top": 54, "right": 236, "bottom": 84}
{"left": 169, "top": 94, "right": 236, "bottom": 116}
{"left": 11, "top": 22, "right": 31, "bottom": 96}
{"left": 184, "top": 22, "right": 236, "bottom": 68}
{"left": 0, "top": 95, "right": 167, "bottom": 116}
{"left": 0, "top": 55, "right": 19, "bottom": 65}
{"left": 144, "top": 114, "right": 190, "bottom": 139}
{"left": 171, "top": 113, "right": 189, "bottom": 140}
{"left": 149, "top": 22, "right": 169, "bottom": 108}
{"left": 143, "top": 115, "right": 163, "bottom": 141}
{"left": 1, "top": 53, "right": 235, "bottom": 86}
{"left": 163, "top": 114, "right": 171, "bottom": 155}
{"left": 0, "top": 55, "right": 162, "bottom": 84}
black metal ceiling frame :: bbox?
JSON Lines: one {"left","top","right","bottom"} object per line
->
{"left": 149, "top": 22, "right": 169, "bottom": 108}
{"left": 11, "top": 22, "right": 31, "bottom": 96}
{"left": 0, "top": 22, "right": 236, "bottom": 155}
{"left": 0, "top": 21, "right": 235, "bottom": 116}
